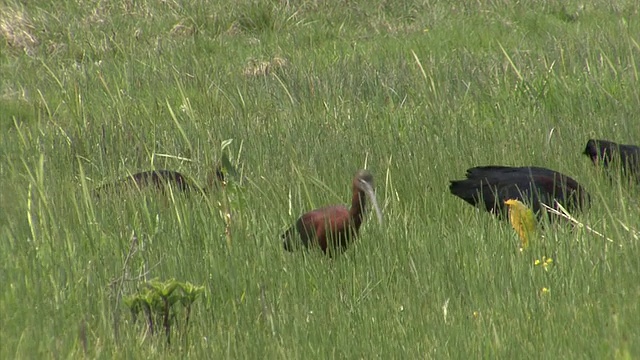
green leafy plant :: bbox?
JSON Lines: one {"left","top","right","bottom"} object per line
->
{"left": 124, "top": 279, "right": 204, "bottom": 345}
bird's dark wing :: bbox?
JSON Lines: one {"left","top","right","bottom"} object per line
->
{"left": 617, "top": 144, "right": 640, "bottom": 175}
{"left": 450, "top": 165, "right": 590, "bottom": 217}
{"left": 140, "top": 170, "right": 199, "bottom": 192}
{"left": 94, "top": 170, "right": 201, "bottom": 197}
{"left": 449, "top": 178, "right": 503, "bottom": 213}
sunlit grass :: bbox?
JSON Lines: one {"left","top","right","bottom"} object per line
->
{"left": 1, "top": 0, "right": 640, "bottom": 358}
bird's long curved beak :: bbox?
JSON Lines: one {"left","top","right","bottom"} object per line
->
{"left": 360, "top": 180, "right": 383, "bottom": 225}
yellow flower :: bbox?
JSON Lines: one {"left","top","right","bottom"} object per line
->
{"left": 540, "top": 287, "right": 550, "bottom": 295}
{"left": 534, "top": 256, "right": 553, "bottom": 271}
{"left": 504, "top": 199, "right": 536, "bottom": 250}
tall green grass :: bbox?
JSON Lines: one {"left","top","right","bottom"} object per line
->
{"left": 1, "top": 0, "right": 639, "bottom": 358}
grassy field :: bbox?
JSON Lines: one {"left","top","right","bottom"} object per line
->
{"left": 2, "top": 0, "right": 640, "bottom": 358}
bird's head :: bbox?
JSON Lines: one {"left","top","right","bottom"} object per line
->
{"left": 353, "top": 169, "right": 383, "bottom": 224}
{"left": 584, "top": 139, "right": 616, "bottom": 167}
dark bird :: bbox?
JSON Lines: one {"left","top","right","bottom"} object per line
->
{"left": 282, "top": 169, "right": 384, "bottom": 256}
{"left": 583, "top": 139, "right": 640, "bottom": 180}
{"left": 94, "top": 165, "right": 226, "bottom": 197}
{"left": 449, "top": 166, "right": 590, "bottom": 218}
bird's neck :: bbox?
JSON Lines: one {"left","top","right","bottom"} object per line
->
{"left": 350, "top": 189, "right": 367, "bottom": 228}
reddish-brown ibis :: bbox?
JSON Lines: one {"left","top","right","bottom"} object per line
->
{"left": 282, "top": 169, "right": 383, "bottom": 256}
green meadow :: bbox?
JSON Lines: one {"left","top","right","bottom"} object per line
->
{"left": 1, "top": 0, "right": 639, "bottom": 358}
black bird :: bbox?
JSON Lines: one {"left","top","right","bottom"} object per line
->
{"left": 449, "top": 165, "right": 590, "bottom": 217}
{"left": 94, "top": 166, "right": 226, "bottom": 197}
{"left": 583, "top": 139, "right": 640, "bottom": 180}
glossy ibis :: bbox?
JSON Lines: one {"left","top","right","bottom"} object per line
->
{"left": 282, "top": 169, "right": 384, "bottom": 256}
{"left": 94, "top": 165, "right": 225, "bottom": 197}
{"left": 583, "top": 139, "right": 640, "bottom": 180}
{"left": 449, "top": 166, "right": 590, "bottom": 218}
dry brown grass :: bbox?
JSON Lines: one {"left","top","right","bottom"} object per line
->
{"left": 242, "top": 56, "right": 288, "bottom": 77}
{"left": 170, "top": 22, "right": 196, "bottom": 37}
{"left": 0, "top": 6, "right": 39, "bottom": 56}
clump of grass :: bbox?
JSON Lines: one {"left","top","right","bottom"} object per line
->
{"left": 231, "top": 0, "right": 299, "bottom": 35}
{"left": 235, "top": 2, "right": 277, "bottom": 33}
